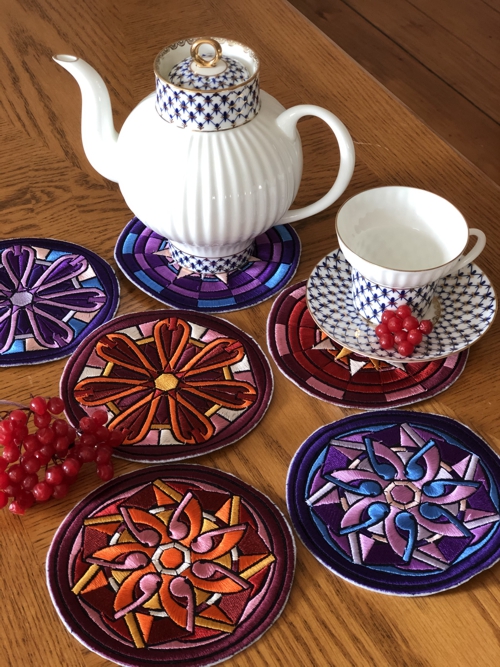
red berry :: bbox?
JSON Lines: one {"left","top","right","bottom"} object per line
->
{"left": 419, "top": 320, "right": 433, "bottom": 335}
{"left": 9, "top": 410, "right": 28, "bottom": 425}
{"left": 62, "top": 458, "right": 81, "bottom": 478}
{"left": 8, "top": 464, "right": 25, "bottom": 485}
{"left": 23, "top": 434, "right": 39, "bottom": 453}
{"left": 398, "top": 341, "right": 415, "bottom": 357}
{"left": 79, "top": 416, "right": 97, "bottom": 433}
{"left": 45, "top": 465, "right": 65, "bottom": 486}
{"left": 0, "top": 420, "right": 14, "bottom": 435}
{"left": 34, "top": 412, "right": 52, "bottom": 428}
{"left": 396, "top": 304, "right": 413, "bottom": 320}
{"left": 32, "top": 481, "right": 53, "bottom": 502}
{"left": 402, "top": 316, "right": 419, "bottom": 331}
{"left": 96, "top": 446, "right": 112, "bottom": 464}
{"left": 95, "top": 425, "right": 110, "bottom": 443}
{"left": 52, "top": 483, "right": 69, "bottom": 499}
{"left": 13, "top": 425, "right": 29, "bottom": 445}
{"left": 54, "top": 436, "right": 70, "bottom": 456}
{"left": 67, "top": 426, "right": 77, "bottom": 443}
{"left": 22, "top": 474, "right": 39, "bottom": 491}
{"left": 80, "top": 433, "right": 97, "bottom": 448}
{"left": 407, "top": 329, "right": 423, "bottom": 346}
{"left": 36, "top": 427, "right": 55, "bottom": 446}
{"left": 379, "top": 334, "right": 395, "bottom": 350}
{"left": 92, "top": 409, "right": 108, "bottom": 427}
{"left": 33, "top": 449, "right": 51, "bottom": 466}
{"left": 16, "top": 490, "right": 35, "bottom": 510}
{"left": 375, "top": 323, "right": 389, "bottom": 338}
{"left": 4, "top": 483, "right": 21, "bottom": 498}
{"left": 387, "top": 317, "right": 403, "bottom": 333}
{"left": 97, "top": 463, "right": 114, "bottom": 481}
{"left": 0, "top": 432, "right": 13, "bottom": 446}
{"left": 0, "top": 491, "right": 7, "bottom": 509}
{"left": 29, "top": 396, "right": 47, "bottom": 415}
{"left": 381, "top": 309, "right": 398, "bottom": 324}
{"left": 78, "top": 445, "right": 97, "bottom": 463}
{"left": 0, "top": 471, "right": 9, "bottom": 489}
{"left": 394, "top": 331, "right": 408, "bottom": 345}
{"left": 0, "top": 458, "right": 6, "bottom": 472}
{"left": 47, "top": 397, "right": 65, "bottom": 415}
{"left": 22, "top": 455, "right": 41, "bottom": 474}
{"left": 8, "top": 500, "right": 25, "bottom": 515}
{"left": 53, "top": 419, "right": 69, "bottom": 437}
{"left": 3, "top": 446, "right": 20, "bottom": 463}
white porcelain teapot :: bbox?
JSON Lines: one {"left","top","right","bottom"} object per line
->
{"left": 54, "top": 37, "right": 355, "bottom": 266}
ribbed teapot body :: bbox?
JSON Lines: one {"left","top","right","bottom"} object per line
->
{"left": 117, "top": 90, "right": 302, "bottom": 257}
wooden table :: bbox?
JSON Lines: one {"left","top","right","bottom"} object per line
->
{"left": 0, "top": 1, "right": 499, "bottom": 665}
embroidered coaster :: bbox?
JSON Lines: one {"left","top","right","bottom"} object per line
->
{"left": 46, "top": 464, "right": 295, "bottom": 667}
{"left": 0, "top": 238, "right": 119, "bottom": 366}
{"left": 287, "top": 410, "right": 500, "bottom": 596}
{"left": 60, "top": 310, "right": 273, "bottom": 462}
{"left": 114, "top": 218, "right": 301, "bottom": 313}
{"left": 267, "top": 281, "right": 468, "bottom": 409}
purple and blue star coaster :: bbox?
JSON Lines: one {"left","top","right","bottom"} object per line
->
{"left": 0, "top": 238, "right": 119, "bottom": 366}
{"left": 287, "top": 411, "right": 500, "bottom": 596}
{"left": 60, "top": 310, "right": 273, "bottom": 462}
{"left": 114, "top": 218, "right": 301, "bottom": 313}
{"left": 47, "top": 464, "right": 295, "bottom": 667}
{"left": 267, "top": 281, "right": 468, "bottom": 409}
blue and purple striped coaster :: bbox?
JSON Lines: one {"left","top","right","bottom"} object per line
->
{"left": 114, "top": 218, "right": 300, "bottom": 313}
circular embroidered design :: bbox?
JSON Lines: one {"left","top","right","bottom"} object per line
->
{"left": 307, "top": 249, "right": 496, "bottom": 361}
{"left": 267, "top": 281, "right": 468, "bottom": 409}
{"left": 60, "top": 310, "right": 273, "bottom": 462}
{"left": 47, "top": 464, "right": 295, "bottom": 667}
{"left": 0, "top": 238, "right": 119, "bottom": 366}
{"left": 287, "top": 411, "right": 500, "bottom": 595}
{"left": 114, "top": 218, "right": 301, "bottom": 313}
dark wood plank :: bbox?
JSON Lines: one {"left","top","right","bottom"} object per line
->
{"left": 287, "top": 0, "right": 500, "bottom": 182}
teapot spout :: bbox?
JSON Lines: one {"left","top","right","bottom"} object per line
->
{"left": 53, "top": 55, "right": 119, "bottom": 182}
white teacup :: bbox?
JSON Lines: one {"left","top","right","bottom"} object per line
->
{"left": 336, "top": 186, "right": 486, "bottom": 322}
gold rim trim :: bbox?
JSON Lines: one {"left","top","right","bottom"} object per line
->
{"left": 335, "top": 186, "right": 471, "bottom": 274}
{"left": 154, "top": 36, "right": 260, "bottom": 93}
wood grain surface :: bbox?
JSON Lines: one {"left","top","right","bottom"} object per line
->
{"left": 287, "top": 0, "right": 500, "bottom": 184}
{"left": 0, "top": 0, "right": 499, "bottom": 666}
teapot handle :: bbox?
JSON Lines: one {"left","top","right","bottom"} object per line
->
{"left": 276, "top": 105, "right": 355, "bottom": 224}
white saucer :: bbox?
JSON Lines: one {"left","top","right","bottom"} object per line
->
{"left": 306, "top": 249, "right": 496, "bottom": 362}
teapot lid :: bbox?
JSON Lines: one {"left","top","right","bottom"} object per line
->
{"left": 168, "top": 38, "right": 250, "bottom": 91}
{"left": 154, "top": 37, "right": 261, "bottom": 131}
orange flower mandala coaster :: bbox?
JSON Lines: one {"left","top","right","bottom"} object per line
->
{"left": 60, "top": 311, "right": 273, "bottom": 461}
{"left": 47, "top": 464, "right": 295, "bottom": 666}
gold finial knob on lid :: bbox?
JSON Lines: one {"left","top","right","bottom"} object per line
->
{"left": 190, "top": 38, "right": 223, "bottom": 68}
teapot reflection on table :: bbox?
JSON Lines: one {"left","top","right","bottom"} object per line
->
{"left": 54, "top": 37, "right": 355, "bottom": 267}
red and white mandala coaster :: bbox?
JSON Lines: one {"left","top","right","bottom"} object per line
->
{"left": 267, "top": 281, "right": 468, "bottom": 409}
{"left": 60, "top": 310, "right": 273, "bottom": 462}
{"left": 47, "top": 464, "right": 295, "bottom": 667}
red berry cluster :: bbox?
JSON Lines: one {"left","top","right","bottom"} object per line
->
{"left": 375, "top": 305, "right": 433, "bottom": 357}
{"left": 0, "top": 397, "right": 125, "bottom": 515}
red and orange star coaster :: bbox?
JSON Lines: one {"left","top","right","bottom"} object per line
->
{"left": 267, "top": 281, "right": 468, "bottom": 409}
{"left": 60, "top": 310, "right": 273, "bottom": 462}
{"left": 47, "top": 464, "right": 295, "bottom": 667}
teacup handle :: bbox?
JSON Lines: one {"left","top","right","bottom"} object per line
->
{"left": 453, "top": 228, "right": 486, "bottom": 272}
{"left": 275, "top": 105, "right": 355, "bottom": 224}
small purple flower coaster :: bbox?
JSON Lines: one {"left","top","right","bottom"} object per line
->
{"left": 0, "top": 239, "right": 119, "bottom": 366}
{"left": 287, "top": 411, "right": 500, "bottom": 595}
{"left": 46, "top": 464, "right": 295, "bottom": 667}
{"left": 114, "top": 218, "right": 301, "bottom": 313}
